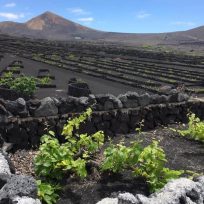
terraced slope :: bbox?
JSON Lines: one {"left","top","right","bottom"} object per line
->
{"left": 0, "top": 36, "right": 204, "bottom": 96}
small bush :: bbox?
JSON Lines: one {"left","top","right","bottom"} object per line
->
{"left": 10, "top": 76, "right": 37, "bottom": 96}
{"left": 177, "top": 113, "right": 204, "bottom": 142}
{"left": 0, "top": 71, "right": 14, "bottom": 87}
{"left": 101, "top": 139, "right": 183, "bottom": 192}
{"left": 0, "top": 72, "right": 37, "bottom": 96}
{"left": 133, "top": 140, "right": 183, "bottom": 192}
{"left": 39, "top": 76, "right": 51, "bottom": 85}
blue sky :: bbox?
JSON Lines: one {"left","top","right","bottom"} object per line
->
{"left": 0, "top": 0, "right": 203, "bottom": 33}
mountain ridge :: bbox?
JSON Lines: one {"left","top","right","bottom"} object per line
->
{"left": 0, "top": 11, "right": 204, "bottom": 45}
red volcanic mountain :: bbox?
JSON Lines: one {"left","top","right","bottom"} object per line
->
{"left": 0, "top": 11, "right": 204, "bottom": 46}
{"left": 0, "top": 11, "right": 101, "bottom": 40}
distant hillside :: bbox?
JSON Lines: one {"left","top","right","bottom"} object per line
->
{"left": 0, "top": 11, "right": 103, "bottom": 40}
{"left": 0, "top": 11, "right": 204, "bottom": 46}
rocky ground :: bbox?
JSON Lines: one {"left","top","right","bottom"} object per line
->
{"left": 8, "top": 150, "right": 38, "bottom": 176}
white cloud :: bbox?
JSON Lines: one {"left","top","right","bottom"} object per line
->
{"left": 78, "top": 17, "right": 94, "bottom": 22}
{"left": 171, "top": 21, "right": 196, "bottom": 27}
{"left": 0, "top": 12, "right": 24, "bottom": 20}
{"left": 4, "top": 2, "right": 16, "bottom": 8}
{"left": 137, "top": 11, "right": 151, "bottom": 19}
{"left": 67, "top": 8, "right": 89, "bottom": 15}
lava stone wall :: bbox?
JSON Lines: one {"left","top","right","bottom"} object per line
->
{"left": 0, "top": 99, "right": 204, "bottom": 149}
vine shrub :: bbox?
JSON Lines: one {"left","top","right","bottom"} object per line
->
{"left": 0, "top": 71, "right": 13, "bottom": 87}
{"left": 39, "top": 76, "right": 51, "bottom": 85}
{"left": 176, "top": 113, "right": 204, "bottom": 142}
{"left": 10, "top": 76, "right": 37, "bottom": 96}
{"left": 101, "top": 141, "right": 143, "bottom": 173}
{"left": 101, "top": 140, "right": 184, "bottom": 192}
{"left": 0, "top": 72, "right": 37, "bottom": 96}
{"left": 35, "top": 108, "right": 105, "bottom": 180}
{"left": 133, "top": 141, "right": 183, "bottom": 192}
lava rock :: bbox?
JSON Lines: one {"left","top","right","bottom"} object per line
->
{"left": 97, "top": 176, "right": 204, "bottom": 204}
{"left": 104, "top": 101, "right": 114, "bottom": 111}
{"left": 118, "top": 92, "right": 139, "bottom": 108}
{"left": 58, "top": 97, "right": 76, "bottom": 114}
{"left": 178, "top": 93, "right": 189, "bottom": 102}
{"left": 5, "top": 98, "right": 28, "bottom": 117}
{"left": 0, "top": 104, "right": 7, "bottom": 115}
{"left": 34, "top": 97, "right": 58, "bottom": 117}
{"left": 12, "top": 196, "right": 41, "bottom": 204}
{"left": 97, "top": 198, "right": 118, "bottom": 204}
{"left": 0, "top": 151, "right": 11, "bottom": 174}
{"left": 138, "top": 93, "right": 151, "bottom": 107}
{"left": 0, "top": 174, "right": 38, "bottom": 201}
{"left": 118, "top": 193, "right": 138, "bottom": 204}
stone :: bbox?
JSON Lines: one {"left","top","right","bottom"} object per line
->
{"left": 169, "top": 93, "right": 179, "bottom": 103}
{"left": 118, "top": 94, "right": 138, "bottom": 108}
{"left": 118, "top": 94, "right": 127, "bottom": 103}
{"left": 2, "top": 142, "right": 13, "bottom": 152}
{"left": 0, "top": 104, "right": 7, "bottom": 115}
{"left": 5, "top": 101, "right": 20, "bottom": 115}
{"left": 142, "top": 177, "right": 204, "bottom": 204}
{"left": 138, "top": 93, "right": 151, "bottom": 107}
{"left": 125, "top": 100, "right": 138, "bottom": 109}
{"left": 16, "top": 98, "right": 26, "bottom": 109}
{"left": 78, "top": 97, "right": 89, "bottom": 106}
{"left": 178, "top": 93, "right": 189, "bottom": 102}
{"left": 169, "top": 89, "right": 179, "bottom": 95}
{"left": 12, "top": 196, "right": 41, "bottom": 204}
{"left": 88, "top": 94, "right": 97, "bottom": 105}
{"left": 104, "top": 101, "right": 114, "bottom": 111}
{"left": 34, "top": 97, "right": 58, "bottom": 117}
{"left": 97, "top": 198, "right": 118, "bottom": 204}
{"left": 27, "top": 99, "right": 41, "bottom": 116}
{"left": 4, "top": 98, "right": 28, "bottom": 117}
{"left": 0, "top": 174, "right": 38, "bottom": 201}
{"left": 125, "top": 92, "right": 139, "bottom": 99}
{"left": 97, "top": 176, "right": 204, "bottom": 204}
{"left": 58, "top": 97, "right": 76, "bottom": 114}
{"left": 27, "top": 99, "right": 41, "bottom": 107}
{"left": 151, "top": 94, "right": 160, "bottom": 104}
{"left": 156, "top": 95, "right": 169, "bottom": 104}
{"left": 0, "top": 152, "right": 11, "bottom": 174}
{"left": 95, "top": 94, "right": 111, "bottom": 104}
{"left": 118, "top": 193, "right": 138, "bottom": 204}
{"left": 96, "top": 94, "right": 123, "bottom": 109}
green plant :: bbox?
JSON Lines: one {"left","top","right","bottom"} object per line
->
{"left": 0, "top": 73, "right": 37, "bottom": 96}
{"left": 133, "top": 140, "right": 184, "bottom": 192}
{"left": 176, "top": 113, "right": 204, "bottom": 142}
{"left": 39, "top": 76, "right": 51, "bottom": 85}
{"left": 37, "top": 180, "right": 60, "bottom": 204}
{"left": 101, "top": 139, "right": 184, "bottom": 193}
{"left": 0, "top": 71, "right": 13, "bottom": 87}
{"left": 10, "top": 76, "right": 37, "bottom": 96}
{"left": 101, "top": 140, "right": 143, "bottom": 173}
{"left": 35, "top": 108, "right": 105, "bottom": 180}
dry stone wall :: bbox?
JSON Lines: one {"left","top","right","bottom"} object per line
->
{"left": 0, "top": 91, "right": 203, "bottom": 149}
